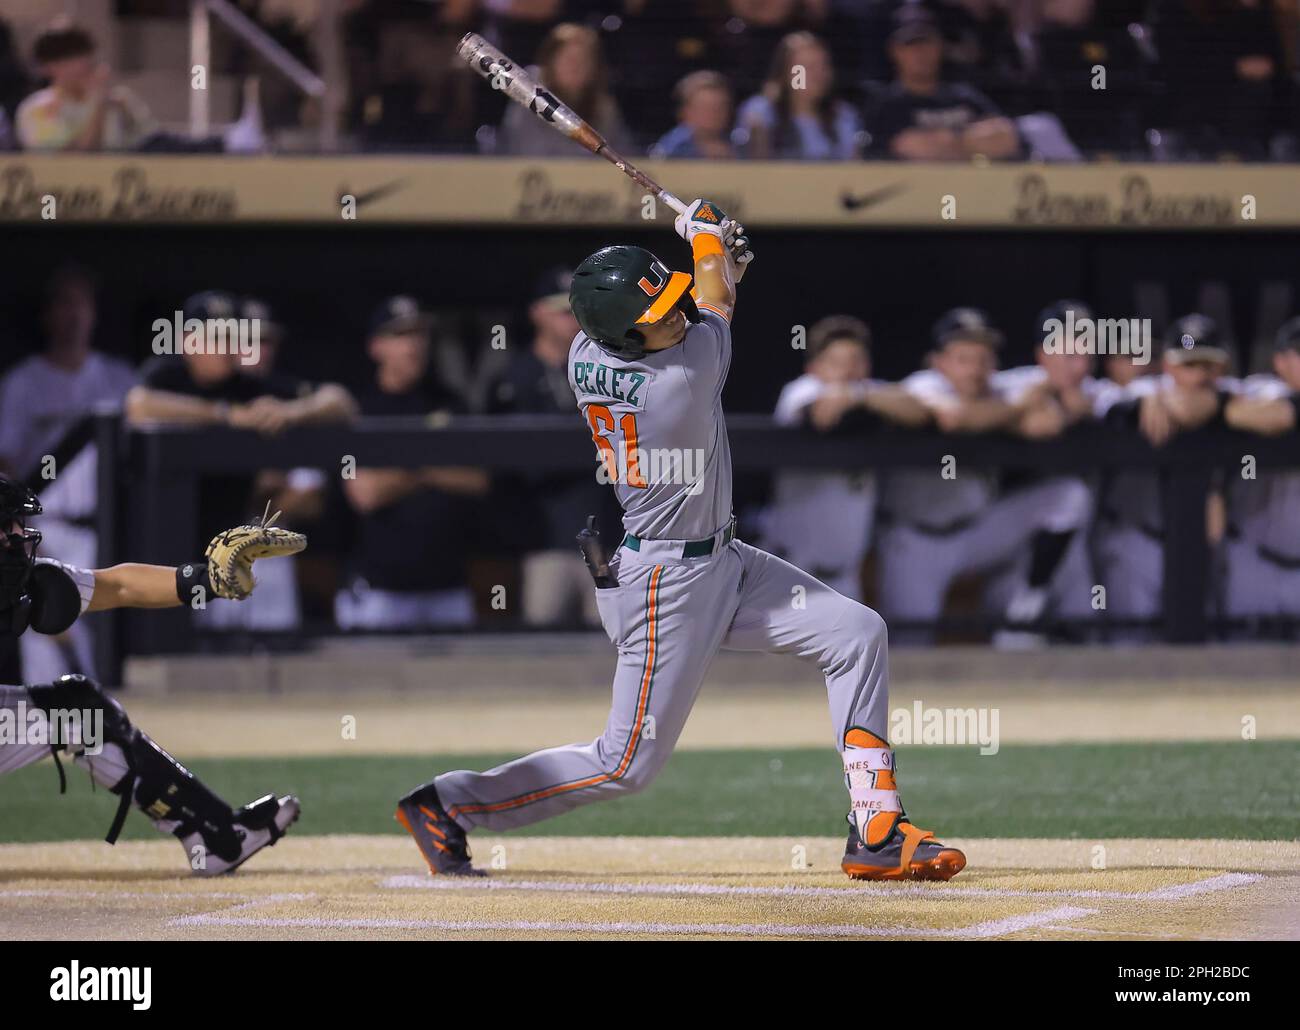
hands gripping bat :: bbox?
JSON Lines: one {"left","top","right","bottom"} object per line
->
{"left": 456, "top": 32, "right": 689, "bottom": 217}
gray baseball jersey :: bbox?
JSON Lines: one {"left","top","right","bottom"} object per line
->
{"left": 567, "top": 309, "right": 733, "bottom": 540}
{"left": 435, "top": 304, "right": 904, "bottom": 844}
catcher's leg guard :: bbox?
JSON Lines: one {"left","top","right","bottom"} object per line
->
{"left": 840, "top": 727, "right": 966, "bottom": 881}
{"left": 27, "top": 674, "right": 299, "bottom": 875}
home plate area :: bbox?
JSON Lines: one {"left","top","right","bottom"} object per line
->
{"left": 3, "top": 835, "right": 1293, "bottom": 940}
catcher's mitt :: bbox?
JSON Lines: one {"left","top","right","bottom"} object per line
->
{"left": 205, "top": 503, "right": 307, "bottom": 601}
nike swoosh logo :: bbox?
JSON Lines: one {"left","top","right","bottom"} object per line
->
{"left": 840, "top": 183, "right": 907, "bottom": 211}
{"left": 340, "top": 179, "right": 408, "bottom": 209}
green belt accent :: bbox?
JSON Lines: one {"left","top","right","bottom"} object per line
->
{"left": 623, "top": 520, "right": 735, "bottom": 558}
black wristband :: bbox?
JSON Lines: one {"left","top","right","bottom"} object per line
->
{"left": 175, "top": 560, "right": 212, "bottom": 606}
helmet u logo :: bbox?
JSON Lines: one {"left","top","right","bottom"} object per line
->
{"left": 637, "top": 262, "right": 669, "bottom": 297}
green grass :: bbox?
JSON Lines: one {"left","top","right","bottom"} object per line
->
{"left": 1, "top": 742, "right": 1296, "bottom": 843}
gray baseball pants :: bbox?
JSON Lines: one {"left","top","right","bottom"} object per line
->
{"left": 436, "top": 539, "right": 888, "bottom": 831}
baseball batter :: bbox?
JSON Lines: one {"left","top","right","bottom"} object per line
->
{"left": 0, "top": 475, "right": 303, "bottom": 874}
{"left": 397, "top": 200, "right": 966, "bottom": 882}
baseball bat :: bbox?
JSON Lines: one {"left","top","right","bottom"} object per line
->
{"left": 456, "top": 32, "right": 689, "bottom": 217}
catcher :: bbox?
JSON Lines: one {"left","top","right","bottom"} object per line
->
{"left": 0, "top": 475, "right": 305, "bottom": 875}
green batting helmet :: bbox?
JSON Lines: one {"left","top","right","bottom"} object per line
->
{"left": 569, "top": 245, "right": 697, "bottom": 360}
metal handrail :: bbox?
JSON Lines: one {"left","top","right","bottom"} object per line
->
{"left": 188, "top": 0, "right": 337, "bottom": 149}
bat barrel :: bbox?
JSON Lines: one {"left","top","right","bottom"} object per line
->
{"left": 456, "top": 31, "right": 588, "bottom": 138}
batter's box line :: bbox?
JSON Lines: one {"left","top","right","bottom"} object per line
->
{"left": 378, "top": 871, "right": 1260, "bottom": 902}
{"left": 159, "top": 904, "right": 1101, "bottom": 940}
{"left": 166, "top": 892, "right": 317, "bottom": 927}
{"left": 0, "top": 889, "right": 266, "bottom": 901}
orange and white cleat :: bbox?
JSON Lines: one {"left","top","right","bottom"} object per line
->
{"left": 840, "top": 726, "right": 966, "bottom": 881}
{"left": 840, "top": 815, "right": 966, "bottom": 881}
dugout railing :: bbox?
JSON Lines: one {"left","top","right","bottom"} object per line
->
{"left": 88, "top": 413, "right": 1300, "bottom": 681}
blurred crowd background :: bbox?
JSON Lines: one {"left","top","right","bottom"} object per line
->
{"left": 1, "top": 0, "right": 1300, "bottom": 160}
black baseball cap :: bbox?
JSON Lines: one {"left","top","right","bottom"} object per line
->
{"left": 933, "top": 307, "right": 1004, "bottom": 350}
{"left": 532, "top": 267, "right": 574, "bottom": 311}
{"left": 1273, "top": 316, "right": 1300, "bottom": 354}
{"left": 182, "top": 290, "right": 238, "bottom": 322}
{"left": 890, "top": 5, "right": 941, "bottom": 44}
{"left": 1164, "top": 314, "right": 1229, "bottom": 364}
{"left": 369, "top": 295, "right": 434, "bottom": 338}
{"left": 241, "top": 296, "right": 284, "bottom": 339}
{"left": 1036, "top": 299, "right": 1094, "bottom": 346}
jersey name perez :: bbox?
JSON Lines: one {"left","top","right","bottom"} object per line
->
{"left": 572, "top": 360, "right": 650, "bottom": 410}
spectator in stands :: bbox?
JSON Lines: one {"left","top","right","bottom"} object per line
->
{"left": 0, "top": 265, "right": 137, "bottom": 682}
{"left": 1033, "top": 0, "right": 1150, "bottom": 155}
{"left": 933, "top": 0, "right": 1028, "bottom": 110}
{"left": 1093, "top": 315, "right": 1231, "bottom": 638}
{"left": 488, "top": 269, "right": 614, "bottom": 627}
{"left": 1223, "top": 318, "right": 1300, "bottom": 623}
{"left": 601, "top": 0, "right": 718, "bottom": 147}
{"left": 737, "top": 31, "right": 862, "bottom": 158}
{"left": 651, "top": 71, "right": 738, "bottom": 158}
{"left": 1152, "top": 0, "right": 1292, "bottom": 158}
{"left": 16, "top": 22, "right": 155, "bottom": 152}
{"left": 714, "top": 0, "right": 826, "bottom": 103}
{"left": 483, "top": 0, "right": 570, "bottom": 69}
{"left": 498, "top": 24, "right": 633, "bottom": 157}
{"left": 763, "top": 315, "right": 928, "bottom": 600}
{"left": 350, "top": 10, "right": 477, "bottom": 152}
{"left": 336, "top": 297, "right": 489, "bottom": 630}
{"left": 862, "top": 5, "right": 1020, "bottom": 160}
{"left": 126, "top": 291, "right": 356, "bottom": 630}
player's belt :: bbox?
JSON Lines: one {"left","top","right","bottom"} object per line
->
{"left": 622, "top": 518, "right": 736, "bottom": 559}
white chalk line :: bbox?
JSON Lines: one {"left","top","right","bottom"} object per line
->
{"left": 4, "top": 872, "right": 1260, "bottom": 940}
{"left": 378, "top": 871, "right": 1262, "bottom": 902}
{"left": 167, "top": 903, "right": 1098, "bottom": 939}
{"left": 0, "top": 889, "right": 298, "bottom": 901}
{"left": 1141, "top": 872, "right": 1261, "bottom": 899}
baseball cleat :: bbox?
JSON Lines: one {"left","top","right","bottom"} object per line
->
{"left": 395, "top": 784, "right": 484, "bottom": 877}
{"left": 186, "top": 793, "right": 300, "bottom": 877}
{"left": 841, "top": 815, "right": 966, "bottom": 881}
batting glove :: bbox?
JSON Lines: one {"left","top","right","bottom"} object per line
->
{"left": 723, "top": 218, "right": 754, "bottom": 268}
{"left": 673, "top": 198, "right": 729, "bottom": 244}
